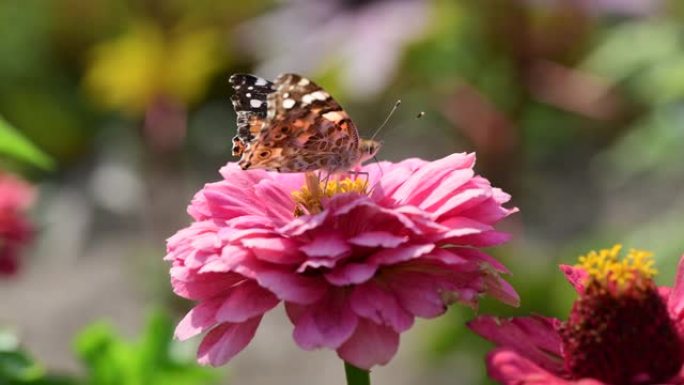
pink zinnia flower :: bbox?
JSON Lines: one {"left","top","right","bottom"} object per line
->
{"left": 166, "top": 153, "right": 518, "bottom": 369}
{"left": 0, "top": 173, "right": 35, "bottom": 276}
{"left": 469, "top": 245, "right": 684, "bottom": 385}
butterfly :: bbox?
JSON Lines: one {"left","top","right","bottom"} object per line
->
{"left": 229, "top": 73, "right": 381, "bottom": 173}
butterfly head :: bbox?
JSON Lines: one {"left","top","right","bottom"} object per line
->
{"left": 358, "top": 139, "right": 382, "bottom": 163}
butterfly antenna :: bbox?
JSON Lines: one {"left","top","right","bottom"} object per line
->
{"left": 370, "top": 100, "right": 402, "bottom": 141}
{"left": 367, "top": 110, "right": 424, "bottom": 192}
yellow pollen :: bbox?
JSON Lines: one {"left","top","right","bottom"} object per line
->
{"left": 576, "top": 244, "right": 657, "bottom": 290}
{"left": 291, "top": 172, "right": 369, "bottom": 216}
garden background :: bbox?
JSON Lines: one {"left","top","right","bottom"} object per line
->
{"left": 1, "top": 0, "right": 684, "bottom": 384}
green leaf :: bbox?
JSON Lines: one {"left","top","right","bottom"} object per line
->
{"left": 0, "top": 116, "right": 54, "bottom": 170}
{"left": 74, "top": 310, "right": 222, "bottom": 385}
{"left": 0, "top": 351, "right": 44, "bottom": 382}
{"left": 74, "top": 322, "right": 126, "bottom": 385}
{"left": 0, "top": 330, "right": 43, "bottom": 383}
{"left": 138, "top": 310, "right": 174, "bottom": 368}
{"left": 0, "top": 330, "right": 79, "bottom": 385}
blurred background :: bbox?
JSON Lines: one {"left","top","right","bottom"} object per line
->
{"left": 1, "top": 0, "right": 684, "bottom": 384}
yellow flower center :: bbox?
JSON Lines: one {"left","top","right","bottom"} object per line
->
{"left": 576, "top": 244, "right": 656, "bottom": 291}
{"left": 291, "top": 172, "right": 368, "bottom": 216}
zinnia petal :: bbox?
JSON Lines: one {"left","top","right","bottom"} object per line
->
{"left": 348, "top": 231, "right": 408, "bottom": 248}
{"left": 386, "top": 269, "right": 450, "bottom": 318}
{"left": 170, "top": 271, "right": 245, "bottom": 300}
{"left": 299, "top": 233, "right": 350, "bottom": 258}
{"left": 418, "top": 168, "right": 475, "bottom": 210}
{"left": 369, "top": 244, "right": 435, "bottom": 265}
{"left": 215, "top": 280, "right": 279, "bottom": 323}
{"left": 197, "top": 317, "right": 262, "bottom": 366}
{"left": 669, "top": 255, "right": 684, "bottom": 318}
{"left": 391, "top": 153, "right": 475, "bottom": 205}
{"left": 486, "top": 348, "right": 585, "bottom": 385}
{"left": 337, "top": 319, "right": 400, "bottom": 370}
{"left": 560, "top": 264, "right": 589, "bottom": 293}
{"left": 468, "top": 316, "right": 565, "bottom": 374}
{"left": 253, "top": 269, "right": 327, "bottom": 304}
{"left": 240, "top": 237, "right": 303, "bottom": 264}
{"left": 175, "top": 299, "right": 222, "bottom": 341}
{"left": 350, "top": 283, "right": 414, "bottom": 332}
{"left": 324, "top": 262, "right": 378, "bottom": 286}
{"left": 290, "top": 291, "right": 359, "bottom": 349}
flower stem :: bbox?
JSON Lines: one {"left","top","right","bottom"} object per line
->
{"left": 344, "top": 362, "right": 370, "bottom": 385}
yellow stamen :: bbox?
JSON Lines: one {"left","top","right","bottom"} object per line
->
{"left": 291, "top": 172, "right": 368, "bottom": 216}
{"left": 576, "top": 244, "right": 657, "bottom": 291}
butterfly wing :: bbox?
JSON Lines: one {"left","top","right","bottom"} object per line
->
{"left": 229, "top": 74, "right": 275, "bottom": 157}
{"left": 239, "top": 73, "right": 361, "bottom": 172}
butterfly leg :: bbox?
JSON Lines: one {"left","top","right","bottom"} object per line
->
{"left": 348, "top": 170, "right": 369, "bottom": 185}
{"left": 321, "top": 171, "right": 334, "bottom": 193}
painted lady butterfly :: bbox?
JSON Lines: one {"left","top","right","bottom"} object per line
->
{"left": 229, "top": 73, "right": 381, "bottom": 173}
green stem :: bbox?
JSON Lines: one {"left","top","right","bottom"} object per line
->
{"left": 344, "top": 362, "right": 370, "bottom": 385}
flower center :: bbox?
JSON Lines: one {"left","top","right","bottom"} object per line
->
{"left": 559, "top": 245, "right": 683, "bottom": 384}
{"left": 291, "top": 173, "right": 368, "bottom": 217}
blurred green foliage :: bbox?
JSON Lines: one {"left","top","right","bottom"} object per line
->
{"left": 0, "top": 312, "right": 221, "bottom": 385}
{"left": 0, "top": 329, "right": 76, "bottom": 385}
{"left": 0, "top": 341, "right": 44, "bottom": 383}
{"left": 75, "top": 311, "right": 221, "bottom": 385}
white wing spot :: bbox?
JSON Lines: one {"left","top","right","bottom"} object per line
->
{"left": 302, "top": 91, "right": 329, "bottom": 105}
{"left": 248, "top": 86, "right": 254, "bottom": 90}
{"left": 255, "top": 78, "right": 268, "bottom": 86}
{"left": 246, "top": 93, "right": 252, "bottom": 98}
{"left": 298, "top": 78, "right": 310, "bottom": 86}
{"left": 250, "top": 99, "right": 263, "bottom": 108}
{"left": 322, "top": 111, "right": 344, "bottom": 122}
{"left": 282, "top": 99, "right": 296, "bottom": 109}
{"left": 310, "top": 91, "right": 329, "bottom": 101}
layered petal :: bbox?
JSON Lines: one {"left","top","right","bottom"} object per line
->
{"left": 337, "top": 319, "right": 400, "bottom": 370}
{"left": 485, "top": 349, "right": 599, "bottom": 385}
{"left": 215, "top": 280, "right": 279, "bottom": 323}
{"left": 166, "top": 153, "right": 517, "bottom": 369}
{"left": 289, "top": 291, "right": 359, "bottom": 350}
{"left": 197, "top": 317, "right": 262, "bottom": 366}
{"left": 350, "top": 283, "right": 414, "bottom": 332}
{"left": 560, "top": 264, "right": 589, "bottom": 293}
{"left": 175, "top": 299, "right": 223, "bottom": 341}
{"left": 668, "top": 255, "right": 684, "bottom": 319}
{"left": 468, "top": 316, "right": 565, "bottom": 374}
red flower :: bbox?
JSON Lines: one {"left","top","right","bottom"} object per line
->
{"left": 469, "top": 245, "right": 684, "bottom": 384}
{"left": 0, "top": 173, "right": 35, "bottom": 276}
